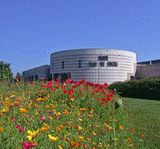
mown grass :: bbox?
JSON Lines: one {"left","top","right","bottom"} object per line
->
{"left": 122, "top": 97, "right": 160, "bottom": 149}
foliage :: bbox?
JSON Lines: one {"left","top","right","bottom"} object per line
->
{"left": 16, "top": 72, "right": 23, "bottom": 80}
{"left": 0, "top": 61, "right": 13, "bottom": 82}
{"left": 107, "top": 77, "right": 160, "bottom": 100}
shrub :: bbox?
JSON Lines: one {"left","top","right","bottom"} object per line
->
{"left": 107, "top": 77, "right": 160, "bottom": 100}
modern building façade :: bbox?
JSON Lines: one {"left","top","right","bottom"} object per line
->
{"left": 22, "top": 49, "right": 160, "bottom": 85}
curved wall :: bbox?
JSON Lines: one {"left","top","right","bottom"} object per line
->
{"left": 50, "top": 49, "right": 137, "bottom": 85}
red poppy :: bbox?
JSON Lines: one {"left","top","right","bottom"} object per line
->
{"left": 79, "top": 93, "right": 82, "bottom": 96}
{"left": 90, "top": 92, "right": 95, "bottom": 95}
{"left": 106, "top": 97, "right": 111, "bottom": 102}
{"left": 100, "top": 102, "right": 105, "bottom": 105}
{"left": 101, "top": 98, "right": 106, "bottom": 101}
{"left": 15, "top": 78, "right": 19, "bottom": 82}
{"left": 111, "top": 91, "right": 115, "bottom": 94}
{"left": 67, "top": 91, "right": 73, "bottom": 95}
{"left": 103, "top": 83, "right": 108, "bottom": 87}
{"left": 80, "top": 79, "right": 85, "bottom": 84}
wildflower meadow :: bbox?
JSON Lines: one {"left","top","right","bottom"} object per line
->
{"left": 0, "top": 78, "right": 136, "bottom": 149}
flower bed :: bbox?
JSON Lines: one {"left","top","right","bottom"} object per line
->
{"left": 0, "top": 79, "right": 135, "bottom": 148}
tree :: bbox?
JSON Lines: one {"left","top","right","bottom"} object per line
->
{"left": 16, "top": 72, "right": 22, "bottom": 80}
{"left": 0, "top": 61, "right": 13, "bottom": 82}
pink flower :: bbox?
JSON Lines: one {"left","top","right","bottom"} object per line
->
{"left": 39, "top": 116, "right": 46, "bottom": 122}
{"left": 77, "top": 131, "right": 81, "bottom": 134}
{"left": 105, "top": 129, "right": 109, "bottom": 132}
{"left": 100, "top": 131, "right": 104, "bottom": 135}
{"left": 22, "top": 142, "right": 35, "bottom": 149}
{"left": 13, "top": 118, "right": 16, "bottom": 122}
{"left": 16, "top": 125, "right": 25, "bottom": 133}
{"left": 15, "top": 103, "right": 19, "bottom": 106}
{"left": 82, "top": 144, "right": 88, "bottom": 148}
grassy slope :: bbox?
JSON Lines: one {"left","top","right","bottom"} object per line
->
{"left": 122, "top": 97, "right": 160, "bottom": 149}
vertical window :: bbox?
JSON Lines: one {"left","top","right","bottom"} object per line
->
{"left": 62, "top": 61, "right": 64, "bottom": 69}
{"left": 79, "top": 60, "right": 82, "bottom": 68}
{"left": 52, "top": 63, "right": 54, "bottom": 70}
{"left": 35, "top": 75, "right": 38, "bottom": 80}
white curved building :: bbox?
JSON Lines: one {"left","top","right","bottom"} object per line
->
{"left": 50, "top": 49, "right": 137, "bottom": 85}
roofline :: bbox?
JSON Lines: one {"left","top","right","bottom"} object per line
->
{"left": 50, "top": 48, "right": 136, "bottom": 55}
{"left": 22, "top": 64, "right": 50, "bottom": 72}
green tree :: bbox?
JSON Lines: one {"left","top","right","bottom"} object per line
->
{"left": 0, "top": 61, "right": 13, "bottom": 82}
{"left": 16, "top": 72, "right": 22, "bottom": 80}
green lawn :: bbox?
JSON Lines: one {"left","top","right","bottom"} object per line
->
{"left": 122, "top": 97, "right": 160, "bottom": 149}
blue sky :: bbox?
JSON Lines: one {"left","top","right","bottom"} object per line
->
{"left": 0, "top": 0, "right": 160, "bottom": 77}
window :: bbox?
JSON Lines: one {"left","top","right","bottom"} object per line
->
{"left": 35, "top": 75, "right": 38, "bottom": 80}
{"left": 89, "top": 61, "right": 97, "bottom": 67}
{"left": 99, "top": 62, "right": 105, "bottom": 67}
{"left": 62, "top": 61, "right": 64, "bottom": 69}
{"left": 32, "top": 76, "right": 34, "bottom": 81}
{"left": 107, "top": 62, "right": 118, "bottom": 67}
{"left": 52, "top": 63, "right": 54, "bottom": 70}
{"left": 79, "top": 60, "right": 82, "bottom": 68}
{"left": 98, "top": 56, "right": 108, "bottom": 61}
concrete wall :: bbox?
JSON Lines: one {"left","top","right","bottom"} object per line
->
{"left": 22, "top": 65, "right": 50, "bottom": 81}
{"left": 135, "top": 63, "right": 160, "bottom": 79}
{"left": 50, "top": 49, "right": 137, "bottom": 85}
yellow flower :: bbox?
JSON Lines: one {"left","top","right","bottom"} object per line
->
{"left": 114, "top": 138, "right": 118, "bottom": 141}
{"left": 44, "top": 124, "right": 50, "bottom": 129}
{"left": 58, "top": 145, "right": 63, "bottom": 149}
{"left": 48, "top": 134, "right": 59, "bottom": 142}
{"left": 77, "top": 118, "right": 82, "bottom": 121}
{"left": 40, "top": 127, "right": 48, "bottom": 132}
{"left": 79, "top": 136, "right": 84, "bottom": 140}
{"left": 27, "top": 135, "right": 32, "bottom": 141}
{"left": 86, "top": 138, "right": 91, "bottom": 141}
{"left": 19, "top": 108, "right": 28, "bottom": 113}
{"left": 59, "top": 125, "right": 64, "bottom": 129}
{"left": 71, "top": 98, "right": 74, "bottom": 101}
{"left": 119, "top": 125, "right": 123, "bottom": 130}
{"left": 78, "top": 125, "right": 82, "bottom": 131}
{"left": 1, "top": 108, "right": 8, "bottom": 113}
{"left": 27, "top": 130, "right": 39, "bottom": 137}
